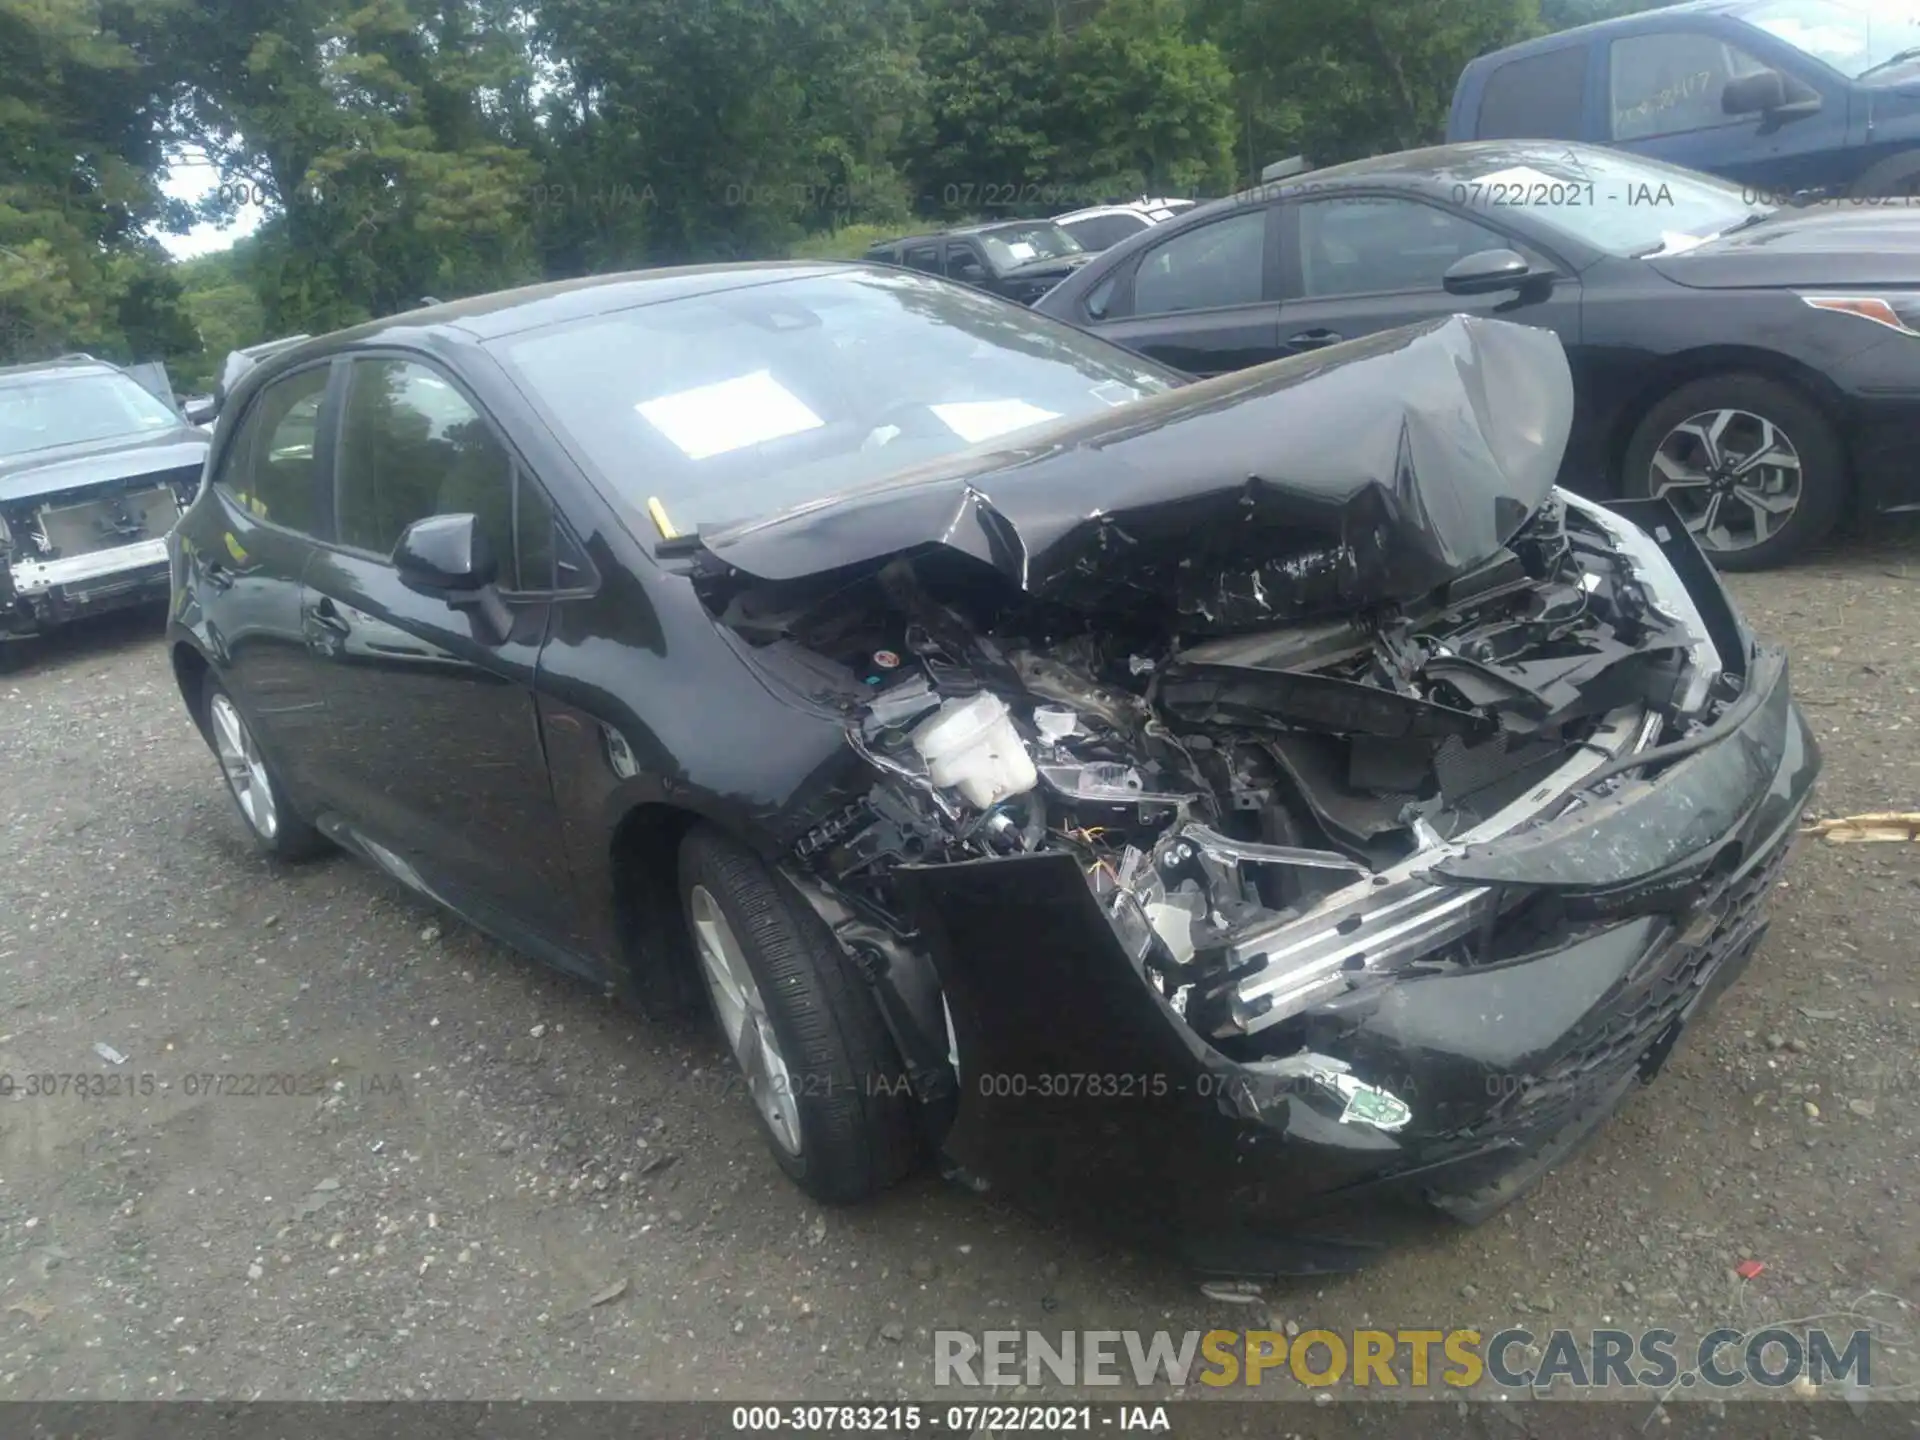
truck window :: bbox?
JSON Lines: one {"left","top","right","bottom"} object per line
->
{"left": 1475, "top": 45, "right": 1591, "bottom": 140}
{"left": 1610, "top": 32, "right": 1773, "bottom": 140}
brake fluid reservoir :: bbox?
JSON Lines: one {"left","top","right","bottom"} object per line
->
{"left": 909, "top": 692, "right": 1038, "bottom": 809}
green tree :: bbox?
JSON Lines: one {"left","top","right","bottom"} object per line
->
{"left": 1197, "top": 0, "right": 1542, "bottom": 172}
{"left": 528, "top": 0, "right": 923, "bottom": 269}
{"left": 0, "top": 0, "right": 192, "bottom": 362}
{"left": 1054, "top": 0, "right": 1237, "bottom": 199}
{"left": 167, "top": 0, "right": 540, "bottom": 335}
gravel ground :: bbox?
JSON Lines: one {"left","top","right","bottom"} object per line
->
{"left": 1, "top": 528, "right": 1916, "bottom": 1406}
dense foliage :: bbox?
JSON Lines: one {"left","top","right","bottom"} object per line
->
{"left": 0, "top": 0, "right": 1678, "bottom": 381}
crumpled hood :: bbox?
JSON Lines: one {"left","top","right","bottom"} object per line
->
{"left": 1648, "top": 208, "right": 1920, "bottom": 290}
{"left": 0, "top": 428, "right": 208, "bottom": 505}
{"left": 686, "top": 314, "right": 1573, "bottom": 631}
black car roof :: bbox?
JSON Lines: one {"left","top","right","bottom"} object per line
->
{"left": 1207, "top": 139, "right": 1647, "bottom": 212}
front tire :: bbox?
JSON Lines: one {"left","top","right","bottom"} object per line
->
{"left": 201, "top": 674, "right": 329, "bottom": 860}
{"left": 678, "top": 824, "right": 916, "bottom": 1203}
{"left": 1620, "top": 373, "right": 1845, "bottom": 570}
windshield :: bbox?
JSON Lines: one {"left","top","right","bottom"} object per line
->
{"left": 0, "top": 370, "right": 181, "bottom": 458}
{"left": 1450, "top": 147, "right": 1770, "bottom": 257}
{"left": 1742, "top": 0, "right": 1920, "bottom": 79}
{"left": 977, "top": 223, "right": 1084, "bottom": 269}
{"left": 490, "top": 271, "right": 1178, "bottom": 534}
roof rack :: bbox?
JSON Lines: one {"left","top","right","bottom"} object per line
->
{"left": 1260, "top": 156, "right": 1313, "bottom": 183}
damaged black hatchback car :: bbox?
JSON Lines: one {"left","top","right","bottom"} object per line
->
{"left": 167, "top": 264, "right": 1816, "bottom": 1273}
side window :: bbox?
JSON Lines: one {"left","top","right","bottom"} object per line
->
{"left": 1611, "top": 32, "right": 1771, "bottom": 140}
{"left": 335, "top": 359, "right": 556, "bottom": 591}
{"left": 946, "top": 243, "right": 989, "bottom": 284}
{"left": 215, "top": 365, "right": 330, "bottom": 535}
{"left": 903, "top": 244, "right": 941, "bottom": 274}
{"left": 1131, "top": 208, "right": 1267, "bottom": 316}
{"left": 1296, "top": 197, "right": 1511, "bottom": 299}
{"left": 1475, "top": 46, "right": 1591, "bottom": 140}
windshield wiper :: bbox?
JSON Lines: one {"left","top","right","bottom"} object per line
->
{"left": 1631, "top": 211, "right": 1771, "bottom": 258}
{"left": 1715, "top": 211, "right": 1774, "bottom": 236}
{"left": 1858, "top": 46, "right": 1920, "bottom": 80}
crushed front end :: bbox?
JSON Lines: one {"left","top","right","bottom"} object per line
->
{"left": 674, "top": 317, "right": 1818, "bottom": 1271}
{"left": 0, "top": 450, "right": 201, "bottom": 638}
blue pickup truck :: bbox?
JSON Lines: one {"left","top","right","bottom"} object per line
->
{"left": 1448, "top": 0, "right": 1920, "bottom": 201}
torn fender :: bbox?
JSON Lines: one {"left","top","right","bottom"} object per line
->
{"left": 685, "top": 315, "right": 1574, "bottom": 631}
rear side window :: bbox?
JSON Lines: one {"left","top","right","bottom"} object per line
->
{"left": 1131, "top": 208, "right": 1268, "bottom": 315}
{"left": 1475, "top": 46, "right": 1591, "bottom": 140}
{"left": 334, "top": 358, "right": 555, "bottom": 590}
{"left": 903, "top": 244, "right": 941, "bottom": 273}
{"left": 215, "top": 365, "right": 330, "bottom": 536}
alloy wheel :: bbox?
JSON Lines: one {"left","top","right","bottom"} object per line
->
{"left": 1647, "top": 407, "right": 1803, "bottom": 555}
{"left": 209, "top": 692, "right": 279, "bottom": 841}
{"left": 688, "top": 883, "right": 803, "bottom": 1156}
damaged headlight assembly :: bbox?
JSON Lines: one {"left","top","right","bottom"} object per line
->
{"left": 808, "top": 486, "right": 1735, "bottom": 1055}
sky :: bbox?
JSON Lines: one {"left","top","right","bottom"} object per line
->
{"left": 156, "top": 148, "right": 261, "bottom": 260}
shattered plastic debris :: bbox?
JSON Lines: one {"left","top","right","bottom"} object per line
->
{"left": 92, "top": 1041, "right": 128, "bottom": 1066}
{"left": 1734, "top": 1259, "right": 1766, "bottom": 1280}
{"left": 1800, "top": 812, "right": 1920, "bottom": 843}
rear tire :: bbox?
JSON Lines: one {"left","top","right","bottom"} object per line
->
{"left": 201, "top": 674, "right": 329, "bottom": 860}
{"left": 1620, "top": 373, "right": 1845, "bottom": 570}
{"left": 678, "top": 824, "right": 916, "bottom": 1203}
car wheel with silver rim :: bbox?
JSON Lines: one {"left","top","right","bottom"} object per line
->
{"left": 676, "top": 823, "right": 917, "bottom": 1202}
{"left": 199, "top": 673, "right": 328, "bottom": 859}
{"left": 688, "top": 882, "right": 804, "bottom": 1156}
{"left": 1621, "top": 372, "right": 1845, "bottom": 571}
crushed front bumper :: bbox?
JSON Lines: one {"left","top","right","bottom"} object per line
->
{"left": 2, "top": 537, "right": 171, "bottom": 636}
{"left": 895, "top": 549, "right": 1818, "bottom": 1276}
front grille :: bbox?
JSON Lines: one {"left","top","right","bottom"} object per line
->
{"left": 34, "top": 482, "right": 180, "bottom": 559}
{"left": 1481, "top": 831, "right": 1795, "bottom": 1141}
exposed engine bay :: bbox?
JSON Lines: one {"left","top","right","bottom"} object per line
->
{"left": 696, "top": 486, "right": 1733, "bottom": 1058}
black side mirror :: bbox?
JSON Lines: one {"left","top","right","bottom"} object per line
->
{"left": 1724, "top": 68, "right": 1821, "bottom": 117}
{"left": 1443, "top": 248, "right": 1537, "bottom": 296}
{"left": 392, "top": 513, "right": 513, "bottom": 641}
{"left": 393, "top": 513, "right": 496, "bottom": 592}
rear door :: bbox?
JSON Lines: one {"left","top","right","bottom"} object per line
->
{"left": 1602, "top": 23, "right": 1847, "bottom": 193}
{"left": 1272, "top": 191, "right": 1583, "bottom": 358}
{"left": 1084, "top": 205, "right": 1280, "bottom": 375}
{"left": 188, "top": 360, "right": 337, "bottom": 804}
{"left": 299, "top": 353, "right": 585, "bottom": 945}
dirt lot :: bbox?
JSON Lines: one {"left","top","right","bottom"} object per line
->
{"left": 2, "top": 529, "right": 1917, "bottom": 1408}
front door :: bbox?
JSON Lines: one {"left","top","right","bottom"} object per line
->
{"left": 1273, "top": 193, "right": 1583, "bottom": 358}
{"left": 300, "top": 354, "right": 579, "bottom": 941}
{"left": 1603, "top": 27, "right": 1847, "bottom": 196}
